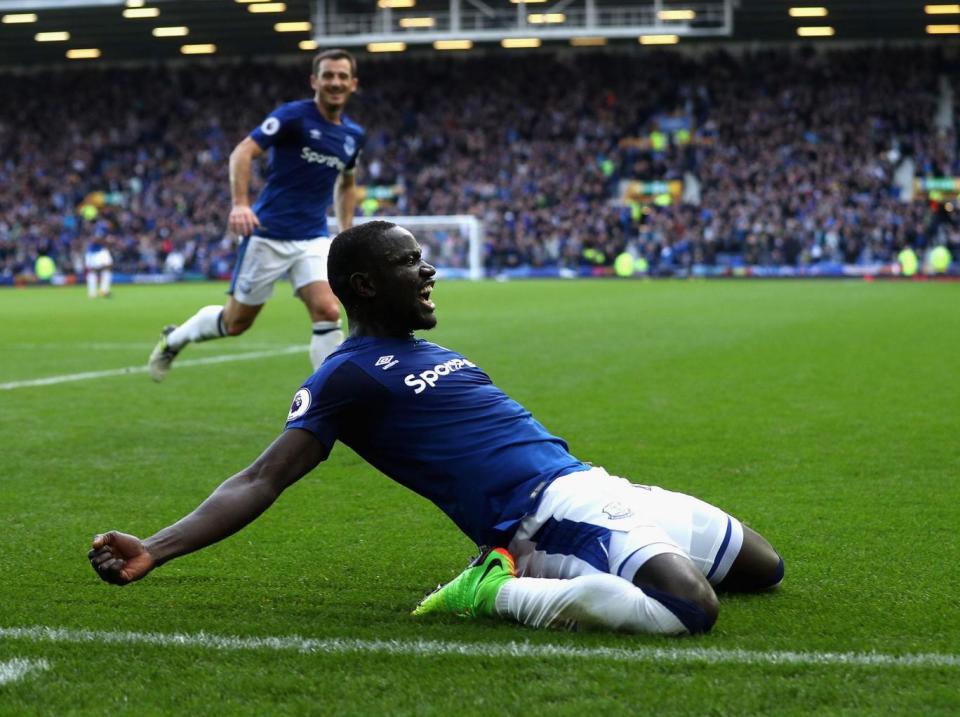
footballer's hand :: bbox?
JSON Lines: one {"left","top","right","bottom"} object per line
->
{"left": 228, "top": 205, "right": 260, "bottom": 237}
{"left": 88, "top": 531, "right": 156, "bottom": 586}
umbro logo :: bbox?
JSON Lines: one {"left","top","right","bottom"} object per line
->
{"left": 375, "top": 355, "right": 399, "bottom": 370}
{"left": 309, "top": 128, "right": 322, "bottom": 140}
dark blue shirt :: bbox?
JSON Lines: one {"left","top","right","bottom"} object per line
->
{"left": 249, "top": 99, "right": 365, "bottom": 240}
{"left": 285, "top": 336, "right": 588, "bottom": 546}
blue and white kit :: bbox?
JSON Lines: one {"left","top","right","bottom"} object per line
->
{"left": 285, "top": 336, "right": 742, "bottom": 584}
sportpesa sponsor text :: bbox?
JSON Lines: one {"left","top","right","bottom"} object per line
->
{"left": 404, "top": 357, "right": 477, "bottom": 394}
{"left": 300, "top": 146, "right": 346, "bottom": 171}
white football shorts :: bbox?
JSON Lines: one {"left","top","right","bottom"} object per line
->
{"left": 84, "top": 248, "right": 113, "bottom": 271}
{"left": 229, "top": 235, "right": 330, "bottom": 306}
{"left": 508, "top": 466, "right": 744, "bottom": 586}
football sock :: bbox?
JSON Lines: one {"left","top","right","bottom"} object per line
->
{"left": 168, "top": 305, "right": 226, "bottom": 351}
{"left": 86, "top": 271, "right": 97, "bottom": 298}
{"left": 310, "top": 320, "right": 343, "bottom": 370}
{"left": 496, "top": 574, "right": 687, "bottom": 635}
{"left": 99, "top": 269, "right": 112, "bottom": 296}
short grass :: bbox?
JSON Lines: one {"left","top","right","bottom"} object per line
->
{"left": 1, "top": 278, "right": 958, "bottom": 716}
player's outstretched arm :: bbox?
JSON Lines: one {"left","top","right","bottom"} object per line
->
{"left": 88, "top": 429, "right": 326, "bottom": 586}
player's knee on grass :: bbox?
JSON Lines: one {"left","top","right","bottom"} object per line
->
{"left": 717, "top": 525, "right": 784, "bottom": 593}
{"left": 633, "top": 553, "right": 719, "bottom": 634}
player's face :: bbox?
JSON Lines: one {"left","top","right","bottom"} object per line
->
{"left": 374, "top": 227, "right": 437, "bottom": 332}
{"left": 310, "top": 58, "right": 357, "bottom": 113}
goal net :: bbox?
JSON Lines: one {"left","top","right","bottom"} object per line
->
{"left": 327, "top": 215, "right": 484, "bottom": 280}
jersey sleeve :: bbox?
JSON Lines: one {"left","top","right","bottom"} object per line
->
{"left": 249, "top": 104, "right": 299, "bottom": 150}
{"left": 344, "top": 130, "right": 366, "bottom": 173}
{"left": 284, "top": 360, "right": 387, "bottom": 452}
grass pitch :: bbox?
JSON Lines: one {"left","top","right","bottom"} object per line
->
{"left": 1, "top": 278, "right": 958, "bottom": 716}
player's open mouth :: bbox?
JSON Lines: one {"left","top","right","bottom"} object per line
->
{"left": 419, "top": 282, "right": 435, "bottom": 311}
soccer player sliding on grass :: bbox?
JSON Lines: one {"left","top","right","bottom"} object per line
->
{"left": 90, "top": 221, "right": 784, "bottom": 636}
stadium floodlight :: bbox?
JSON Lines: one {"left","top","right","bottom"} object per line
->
{"left": 2, "top": 13, "right": 37, "bottom": 24}
{"left": 379, "top": 0, "right": 416, "bottom": 7}
{"left": 299, "top": 39, "right": 318, "bottom": 49}
{"left": 925, "top": 5, "right": 960, "bottom": 14}
{"left": 180, "top": 43, "right": 217, "bottom": 54}
{"left": 122, "top": 8, "right": 159, "bottom": 19}
{"left": 248, "top": 3, "right": 286, "bottom": 13}
{"left": 510, "top": 0, "right": 548, "bottom": 3}
{"left": 570, "top": 36, "right": 608, "bottom": 46}
{"left": 527, "top": 13, "right": 566, "bottom": 24}
{"left": 927, "top": 23, "right": 960, "bottom": 32}
{"left": 796, "top": 25, "right": 834, "bottom": 36}
{"left": 126, "top": 0, "right": 145, "bottom": 6}
{"left": 658, "top": 10, "right": 696, "bottom": 21}
{"left": 367, "top": 41, "right": 406, "bottom": 51}
{"left": 501, "top": 37, "right": 541, "bottom": 47}
{"left": 640, "top": 34, "right": 679, "bottom": 44}
{"left": 66, "top": 48, "right": 101, "bottom": 59}
{"left": 152, "top": 26, "right": 188, "bottom": 37}
{"left": 399, "top": 17, "right": 436, "bottom": 28}
{"left": 35, "top": 31, "right": 70, "bottom": 42}
{"left": 434, "top": 39, "right": 472, "bottom": 50}
{"left": 789, "top": 7, "right": 828, "bottom": 18}
{"left": 274, "top": 21, "right": 311, "bottom": 32}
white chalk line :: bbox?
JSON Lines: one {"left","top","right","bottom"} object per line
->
{"left": 0, "top": 658, "right": 50, "bottom": 686}
{"left": 0, "top": 346, "right": 306, "bottom": 390}
{"left": 1, "top": 626, "right": 958, "bottom": 669}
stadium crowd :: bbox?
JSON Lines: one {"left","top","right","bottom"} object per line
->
{"left": 1, "top": 45, "right": 959, "bottom": 279}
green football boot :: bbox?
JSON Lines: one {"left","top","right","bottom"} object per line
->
{"left": 412, "top": 547, "right": 516, "bottom": 619}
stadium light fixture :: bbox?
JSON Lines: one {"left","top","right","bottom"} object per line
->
{"left": 658, "top": 9, "right": 696, "bottom": 21}
{"left": 528, "top": 13, "right": 566, "bottom": 24}
{"left": 248, "top": 3, "right": 286, "bottom": 12}
{"left": 2, "top": 13, "right": 38, "bottom": 23}
{"left": 235, "top": 0, "right": 273, "bottom": 3}
{"left": 181, "top": 44, "right": 217, "bottom": 54}
{"left": 788, "top": 7, "right": 828, "bottom": 17}
{"left": 927, "top": 23, "right": 960, "bottom": 32}
{"left": 399, "top": 17, "right": 435, "bottom": 28}
{"left": 510, "top": 0, "right": 548, "bottom": 4}
{"left": 274, "top": 21, "right": 312, "bottom": 32}
{"left": 66, "top": 48, "right": 101, "bottom": 59}
{"left": 35, "top": 31, "right": 70, "bottom": 42}
{"left": 639, "top": 34, "right": 679, "bottom": 44}
{"left": 299, "top": 39, "right": 318, "bottom": 50}
{"left": 501, "top": 37, "right": 542, "bottom": 47}
{"left": 925, "top": 5, "right": 960, "bottom": 13}
{"left": 367, "top": 41, "right": 407, "bottom": 52}
{"left": 123, "top": 8, "right": 160, "bottom": 19}
{"left": 378, "top": 0, "right": 415, "bottom": 7}
{"left": 570, "top": 37, "right": 608, "bottom": 46}
{"left": 152, "top": 26, "right": 189, "bottom": 37}
{"left": 433, "top": 39, "right": 472, "bottom": 50}
{"left": 796, "top": 26, "right": 835, "bottom": 36}
{"left": 126, "top": 0, "right": 145, "bottom": 6}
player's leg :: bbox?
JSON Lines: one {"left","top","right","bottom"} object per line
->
{"left": 290, "top": 237, "right": 342, "bottom": 369}
{"left": 98, "top": 263, "right": 112, "bottom": 298}
{"left": 86, "top": 269, "right": 98, "bottom": 298}
{"left": 714, "top": 524, "right": 784, "bottom": 593}
{"left": 148, "top": 237, "right": 278, "bottom": 382}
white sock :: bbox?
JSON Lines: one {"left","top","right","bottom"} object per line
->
{"left": 310, "top": 320, "right": 343, "bottom": 369}
{"left": 167, "top": 305, "right": 226, "bottom": 351}
{"left": 86, "top": 271, "right": 97, "bottom": 298}
{"left": 99, "top": 269, "right": 112, "bottom": 296}
{"left": 496, "top": 574, "right": 687, "bottom": 635}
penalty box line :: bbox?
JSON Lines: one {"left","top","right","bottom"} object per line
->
{"left": 0, "top": 346, "right": 306, "bottom": 391}
{"left": 2, "top": 626, "right": 959, "bottom": 670}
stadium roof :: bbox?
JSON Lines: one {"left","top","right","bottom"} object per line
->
{"left": 0, "top": 0, "right": 952, "bottom": 69}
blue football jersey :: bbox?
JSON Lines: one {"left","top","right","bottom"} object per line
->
{"left": 249, "top": 99, "right": 365, "bottom": 240}
{"left": 284, "top": 336, "right": 588, "bottom": 547}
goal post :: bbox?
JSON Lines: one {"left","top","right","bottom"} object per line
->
{"left": 327, "top": 215, "right": 485, "bottom": 280}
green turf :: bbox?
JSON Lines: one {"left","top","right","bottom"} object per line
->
{"left": 1, "top": 279, "right": 958, "bottom": 716}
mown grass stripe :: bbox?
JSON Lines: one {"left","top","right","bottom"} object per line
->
{"left": 2, "top": 626, "right": 958, "bottom": 669}
{"left": 0, "top": 346, "right": 305, "bottom": 390}
{"left": 0, "top": 658, "right": 50, "bottom": 686}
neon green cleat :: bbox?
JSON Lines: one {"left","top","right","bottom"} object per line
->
{"left": 412, "top": 547, "right": 516, "bottom": 619}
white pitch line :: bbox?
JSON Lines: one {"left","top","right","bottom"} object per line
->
{"left": 0, "top": 346, "right": 305, "bottom": 391}
{"left": 1, "top": 626, "right": 958, "bottom": 670}
{"left": 0, "top": 658, "right": 50, "bottom": 686}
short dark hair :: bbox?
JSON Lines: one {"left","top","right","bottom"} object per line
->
{"left": 328, "top": 221, "right": 397, "bottom": 308}
{"left": 312, "top": 49, "right": 357, "bottom": 78}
